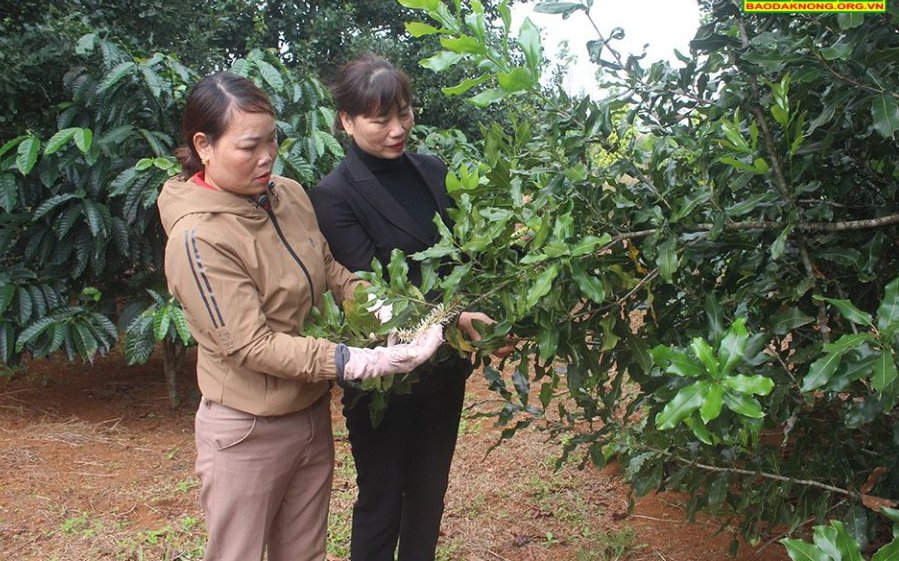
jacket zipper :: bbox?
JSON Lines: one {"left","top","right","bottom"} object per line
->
{"left": 253, "top": 193, "right": 316, "bottom": 306}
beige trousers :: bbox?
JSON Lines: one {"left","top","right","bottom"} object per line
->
{"left": 194, "top": 393, "right": 334, "bottom": 561}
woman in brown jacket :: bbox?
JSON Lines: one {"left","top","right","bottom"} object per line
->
{"left": 157, "top": 71, "right": 443, "bottom": 561}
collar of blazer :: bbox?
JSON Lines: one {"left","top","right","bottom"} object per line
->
{"left": 343, "top": 146, "right": 449, "bottom": 246}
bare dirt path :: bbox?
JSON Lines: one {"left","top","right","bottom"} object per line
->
{"left": 0, "top": 351, "right": 789, "bottom": 561}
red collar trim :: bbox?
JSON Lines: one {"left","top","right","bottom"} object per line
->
{"left": 191, "top": 171, "right": 218, "bottom": 190}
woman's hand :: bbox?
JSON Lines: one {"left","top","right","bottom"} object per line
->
{"left": 341, "top": 324, "right": 444, "bottom": 381}
{"left": 456, "top": 311, "right": 516, "bottom": 359}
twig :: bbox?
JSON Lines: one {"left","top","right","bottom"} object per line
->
{"left": 631, "top": 514, "right": 672, "bottom": 522}
{"left": 0, "top": 388, "right": 38, "bottom": 397}
{"left": 574, "top": 268, "right": 660, "bottom": 321}
{"left": 813, "top": 50, "right": 896, "bottom": 98}
{"left": 486, "top": 549, "right": 514, "bottom": 561}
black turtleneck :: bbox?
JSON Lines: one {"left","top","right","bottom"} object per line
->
{"left": 351, "top": 141, "right": 438, "bottom": 240}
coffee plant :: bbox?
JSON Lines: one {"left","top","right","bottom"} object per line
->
{"left": 0, "top": 37, "right": 343, "bottom": 400}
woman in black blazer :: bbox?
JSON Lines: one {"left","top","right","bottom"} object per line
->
{"left": 310, "top": 54, "right": 501, "bottom": 561}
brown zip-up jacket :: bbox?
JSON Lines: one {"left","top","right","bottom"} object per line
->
{"left": 158, "top": 175, "right": 364, "bottom": 416}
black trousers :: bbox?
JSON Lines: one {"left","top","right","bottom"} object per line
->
{"left": 342, "top": 354, "right": 471, "bottom": 561}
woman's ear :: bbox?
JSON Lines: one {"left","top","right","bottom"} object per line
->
{"left": 338, "top": 112, "right": 354, "bottom": 137}
{"left": 193, "top": 132, "right": 212, "bottom": 163}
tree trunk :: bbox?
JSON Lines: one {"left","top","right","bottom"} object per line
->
{"left": 162, "top": 338, "right": 184, "bottom": 407}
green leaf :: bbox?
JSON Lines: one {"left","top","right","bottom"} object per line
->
{"left": 802, "top": 351, "right": 846, "bottom": 392}
{"left": 170, "top": 306, "right": 191, "bottom": 346}
{"left": 872, "top": 539, "right": 899, "bottom": 561}
{"left": 255, "top": 59, "right": 284, "bottom": 92}
{"left": 18, "top": 285, "right": 33, "bottom": 323}
{"left": 0, "top": 135, "right": 27, "bottom": 160}
{"left": 0, "top": 284, "right": 14, "bottom": 316}
{"left": 656, "top": 236, "right": 679, "bottom": 282}
{"left": 139, "top": 64, "right": 164, "bottom": 98}
{"left": 814, "top": 295, "right": 873, "bottom": 326}
{"left": 718, "top": 156, "right": 768, "bottom": 174}
{"left": 15, "top": 314, "right": 60, "bottom": 349}
{"left": 781, "top": 538, "right": 829, "bottom": 561}
{"left": 657, "top": 380, "right": 709, "bottom": 430}
{"left": 74, "top": 128, "right": 93, "bottom": 155}
{"left": 823, "top": 332, "right": 874, "bottom": 354}
{"left": 771, "top": 307, "right": 815, "bottom": 335}
{"left": 723, "top": 392, "right": 764, "bottom": 418}
{"left": 99, "top": 61, "right": 136, "bottom": 94}
{"left": 771, "top": 224, "right": 793, "bottom": 260}
{"left": 441, "top": 74, "right": 489, "bottom": 96}
{"left": 537, "top": 322, "right": 559, "bottom": 362}
{"left": 570, "top": 262, "right": 605, "bottom": 303}
{"left": 691, "top": 337, "right": 719, "bottom": 378}
{"left": 818, "top": 248, "right": 863, "bottom": 268}
{"left": 153, "top": 308, "right": 172, "bottom": 342}
{"left": 497, "top": 67, "right": 535, "bottom": 92}
{"left": 829, "top": 520, "right": 863, "bottom": 561}
{"left": 700, "top": 383, "right": 724, "bottom": 423}
{"left": 599, "top": 314, "right": 619, "bottom": 352}
{"left": 837, "top": 12, "right": 866, "bottom": 29}
{"left": 626, "top": 333, "right": 653, "bottom": 376}
{"left": 872, "top": 349, "right": 898, "bottom": 392}
{"left": 877, "top": 277, "right": 899, "bottom": 331}
{"left": 872, "top": 93, "right": 899, "bottom": 138}
{"left": 518, "top": 17, "right": 542, "bottom": 74}
{"left": 526, "top": 264, "right": 559, "bottom": 308}
{"left": 684, "top": 414, "right": 714, "bottom": 444}
{"left": 397, "top": 0, "right": 433, "bottom": 8}
{"left": 82, "top": 200, "right": 105, "bottom": 237}
{"left": 405, "top": 21, "right": 441, "bottom": 37}
{"left": 0, "top": 173, "right": 17, "bottom": 212}
{"left": 718, "top": 318, "right": 748, "bottom": 376}
{"left": 725, "top": 193, "right": 770, "bottom": 217}
{"left": 534, "top": 2, "right": 587, "bottom": 15}
{"left": 44, "top": 128, "right": 79, "bottom": 155}
{"left": 650, "top": 345, "right": 705, "bottom": 378}
{"left": 470, "top": 87, "right": 507, "bottom": 107}
{"left": 75, "top": 33, "right": 96, "bottom": 55}
{"left": 569, "top": 234, "right": 611, "bottom": 256}
{"left": 124, "top": 316, "right": 155, "bottom": 365}
{"left": 722, "top": 374, "right": 775, "bottom": 396}
{"left": 440, "top": 35, "right": 482, "bottom": 54}
{"left": 420, "top": 51, "right": 465, "bottom": 72}
{"left": 16, "top": 136, "right": 40, "bottom": 176}
{"left": 821, "top": 41, "right": 852, "bottom": 61}
{"left": 882, "top": 507, "right": 899, "bottom": 524}
{"left": 73, "top": 321, "right": 99, "bottom": 359}
{"left": 32, "top": 193, "right": 79, "bottom": 221}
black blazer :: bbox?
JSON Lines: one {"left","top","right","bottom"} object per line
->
{"left": 309, "top": 146, "right": 453, "bottom": 286}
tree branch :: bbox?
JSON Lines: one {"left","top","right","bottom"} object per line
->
{"left": 604, "top": 212, "right": 899, "bottom": 244}
{"left": 657, "top": 449, "right": 859, "bottom": 498}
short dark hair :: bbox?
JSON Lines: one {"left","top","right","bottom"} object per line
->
{"left": 330, "top": 53, "right": 412, "bottom": 130}
{"left": 174, "top": 71, "right": 274, "bottom": 177}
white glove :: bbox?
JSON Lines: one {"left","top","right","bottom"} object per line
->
{"left": 339, "top": 324, "right": 443, "bottom": 381}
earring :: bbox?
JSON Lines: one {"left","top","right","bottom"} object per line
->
{"left": 201, "top": 157, "right": 209, "bottom": 167}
